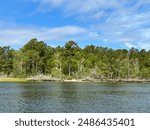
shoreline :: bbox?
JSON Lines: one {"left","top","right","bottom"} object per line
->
{"left": 0, "top": 78, "right": 27, "bottom": 82}
{"left": 0, "top": 78, "right": 150, "bottom": 83}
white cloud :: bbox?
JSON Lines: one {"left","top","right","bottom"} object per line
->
{"left": 124, "top": 42, "right": 137, "bottom": 49}
{"left": 32, "top": 0, "right": 118, "bottom": 17}
{"left": 35, "top": 0, "right": 64, "bottom": 6}
{"left": 0, "top": 25, "right": 88, "bottom": 47}
{"left": 137, "top": 43, "right": 150, "bottom": 50}
{"left": 29, "top": 0, "right": 150, "bottom": 50}
{"left": 1, "top": 0, "right": 150, "bottom": 50}
{"left": 89, "top": 32, "right": 99, "bottom": 37}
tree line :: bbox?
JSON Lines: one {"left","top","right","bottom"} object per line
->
{"left": 0, "top": 38, "right": 150, "bottom": 80}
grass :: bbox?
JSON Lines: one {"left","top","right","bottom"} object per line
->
{"left": 0, "top": 78, "right": 27, "bottom": 82}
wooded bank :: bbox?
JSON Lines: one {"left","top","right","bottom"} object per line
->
{"left": 0, "top": 38, "right": 150, "bottom": 81}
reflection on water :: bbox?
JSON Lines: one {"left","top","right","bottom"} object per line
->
{"left": 0, "top": 82, "right": 150, "bottom": 113}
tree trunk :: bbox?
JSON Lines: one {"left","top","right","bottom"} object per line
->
{"left": 59, "top": 63, "right": 62, "bottom": 79}
{"left": 127, "top": 53, "right": 130, "bottom": 80}
{"left": 68, "top": 62, "right": 71, "bottom": 76}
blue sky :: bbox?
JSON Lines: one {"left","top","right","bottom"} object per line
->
{"left": 0, "top": 0, "right": 150, "bottom": 50}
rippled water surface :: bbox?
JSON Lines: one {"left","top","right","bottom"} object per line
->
{"left": 0, "top": 82, "right": 150, "bottom": 112}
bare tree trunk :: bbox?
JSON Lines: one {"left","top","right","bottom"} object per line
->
{"left": 127, "top": 53, "right": 130, "bottom": 80}
{"left": 68, "top": 62, "right": 71, "bottom": 76}
{"left": 59, "top": 63, "right": 62, "bottom": 79}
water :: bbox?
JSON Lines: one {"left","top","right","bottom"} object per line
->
{"left": 0, "top": 82, "right": 150, "bottom": 113}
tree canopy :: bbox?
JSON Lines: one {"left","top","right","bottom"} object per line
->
{"left": 0, "top": 38, "right": 150, "bottom": 80}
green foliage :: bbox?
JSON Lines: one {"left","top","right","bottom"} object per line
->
{"left": 0, "top": 39, "right": 150, "bottom": 80}
{"left": 0, "top": 46, "right": 14, "bottom": 76}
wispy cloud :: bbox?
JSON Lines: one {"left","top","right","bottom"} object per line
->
{"left": 124, "top": 42, "right": 137, "bottom": 49}
{"left": 1, "top": 0, "right": 150, "bottom": 50}
{"left": 0, "top": 25, "right": 88, "bottom": 47}
{"left": 30, "top": 0, "right": 150, "bottom": 50}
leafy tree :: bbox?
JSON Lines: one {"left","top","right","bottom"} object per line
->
{"left": 0, "top": 46, "right": 15, "bottom": 76}
{"left": 63, "top": 40, "right": 80, "bottom": 77}
{"left": 0, "top": 38, "right": 150, "bottom": 80}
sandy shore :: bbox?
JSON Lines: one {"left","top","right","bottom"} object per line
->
{"left": 0, "top": 77, "right": 150, "bottom": 83}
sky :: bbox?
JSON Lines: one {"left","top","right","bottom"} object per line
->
{"left": 0, "top": 0, "right": 150, "bottom": 50}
